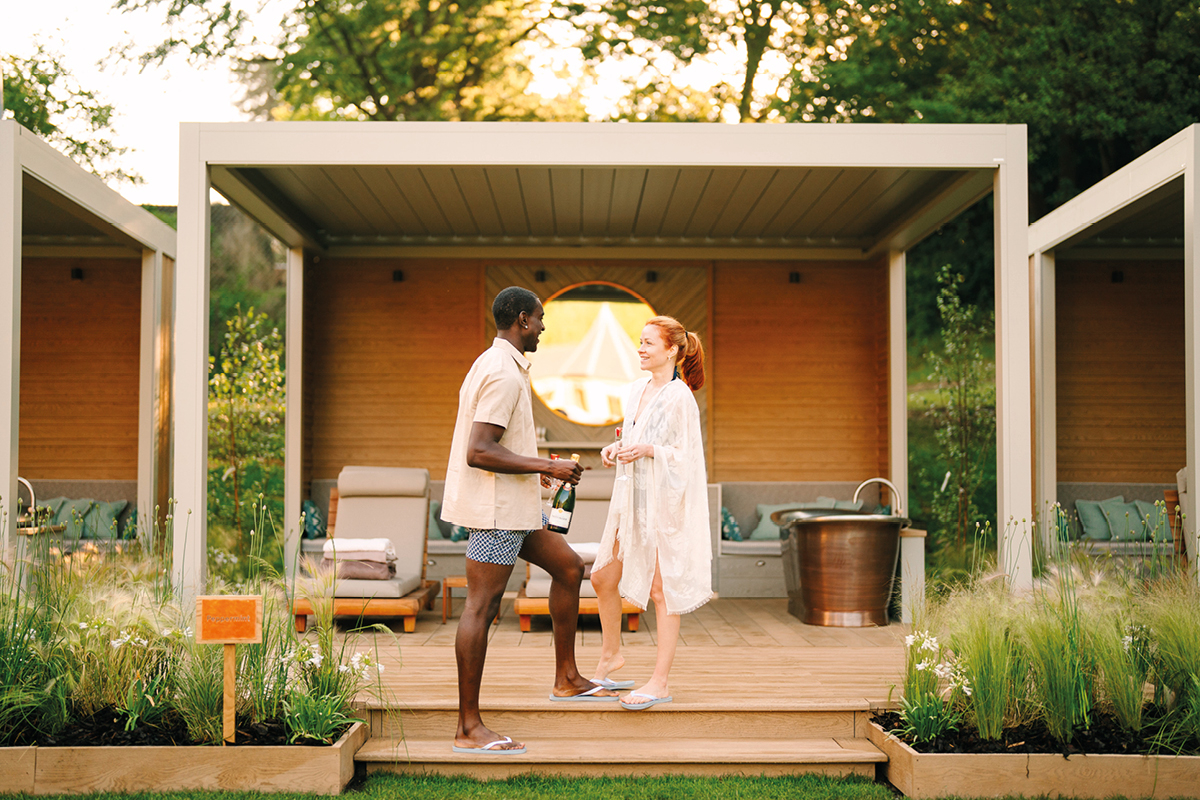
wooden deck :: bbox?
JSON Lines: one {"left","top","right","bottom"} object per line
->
{"left": 322, "top": 598, "right": 907, "bottom": 779}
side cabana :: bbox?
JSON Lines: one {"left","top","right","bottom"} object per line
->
{"left": 1029, "top": 123, "right": 1199, "bottom": 572}
{"left": 0, "top": 119, "right": 176, "bottom": 551}
{"left": 173, "top": 121, "right": 1034, "bottom": 603}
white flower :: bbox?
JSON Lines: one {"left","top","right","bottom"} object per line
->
{"left": 905, "top": 634, "right": 916, "bottom": 647}
{"left": 77, "top": 622, "right": 89, "bottom": 630}
{"left": 921, "top": 636, "right": 939, "bottom": 653}
{"left": 915, "top": 659, "right": 932, "bottom": 672}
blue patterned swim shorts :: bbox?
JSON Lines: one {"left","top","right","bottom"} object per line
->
{"left": 463, "top": 512, "right": 549, "bottom": 566}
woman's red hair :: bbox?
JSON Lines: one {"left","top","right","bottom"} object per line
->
{"left": 646, "top": 315, "right": 705, "bottom": 390}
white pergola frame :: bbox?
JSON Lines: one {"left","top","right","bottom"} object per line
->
{"left": 1029, "top": 124, "right": 1199, "bottom": 574}
{"left": 0, "top": 120, "right": 176, "bottom": 554}
{"left": 175, "top": 121, "right": 1033, "bottom": 605}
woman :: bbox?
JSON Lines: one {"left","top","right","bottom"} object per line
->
{"left": 590, "top": 315, "right": 713, "bottom": 709}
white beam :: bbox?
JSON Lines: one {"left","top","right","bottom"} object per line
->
{"left": 994, "top": 127, "right": 1034, "bottom": 590}
{"left": 0, "top": 125, "right": 20, "bottom": 554}
{"left": 173, "top": 125, "right": 211, "bottom": 605}
{"left": 1184, "top": 128, "right": 1200, "bottom": 578}
{"left": 888, "top": 250, "right": 909, "bottom": 510}
{"left": 283, "top": 246, "right": 305, "bottom": 582}
{"left": 137, "top": 248, "right": 164, "bottom": 536}
{"left": 1032, "top": 250, "right": 1057, "bottom": 550}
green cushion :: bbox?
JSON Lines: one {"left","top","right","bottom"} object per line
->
{"left": 32, "top": 497, "right": 68, "bottom": 527}
{"left": 720, "top": 507, "right": 743, "bottom": 541}
{"left": 1134, "top": 499, "right": 1173, "bottom": 542}
{"left": 428, "top": 500, "right": 446, "bottom": 539}
{"left": 53, "top": 498, "right": 95, "bottom": 539}
{"left": 302, "top": 500, "right": 326, "bottom": 539}
{"left": 84, "top": 500, "right": 128, "bottom": 540}
{"left": 1075, "top": 497, "right": 1119, "bottom": 540}
{"left": 1100, "top": 498, "right": 1142, "bottom": 541}
{"left": 450, "top": 524, "right": 470, "bottom": 543}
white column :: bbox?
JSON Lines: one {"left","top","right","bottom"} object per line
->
{"left": 1032, "top": 249, "right": 1058, "bottom": 549}
{"left": 889, "top": 250, "right": 923, "bottom": 621}
{"left": 0, "top": 127, "right": 20, "bottom": 555}
{"left": 1184, "top": 129, "right": 1200, "bottom": 578}
{"left": 172, "top": 125, "right": 211, "bottom": 606}
{"left": 283, "top": 246, "right": 305, "bottom": 582}
{"left": 137, "top": 248, "right": 164, "bottom": 535}
{"left": 994, "top": 127, "right": 1034, "bottom": 590}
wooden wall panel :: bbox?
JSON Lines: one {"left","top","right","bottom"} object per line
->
{"left": 712, "top": 261, "right": 889, "bottom": 482}
{"left": 1056, "top": 260, "right": 1184, "bottom": 483}
{"left": 19, "top": 257, "right": 142, "bottom": 479}
{"left": 305, "top": 259, "right": 483, "bottom": 481}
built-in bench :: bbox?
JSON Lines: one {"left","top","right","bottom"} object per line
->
{"left": 1057, "top": 481, "right": 1181, "bottom": 562}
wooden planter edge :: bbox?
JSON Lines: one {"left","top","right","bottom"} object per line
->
{"left": 867, "top": 720, "right": 1200, "bottom": 799}
{"left": 1, "top": 720, "right": 367, "bottom": 796}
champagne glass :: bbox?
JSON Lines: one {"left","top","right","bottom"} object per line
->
{"left": 614, "top": 426, "right": 629, "bottom": 483}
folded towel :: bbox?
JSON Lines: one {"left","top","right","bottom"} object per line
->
{"left": 323, "top": 538, "right": 396, "bottom": 561}
{"left": 322, "top": 557, "right": 395, "bottom": 581}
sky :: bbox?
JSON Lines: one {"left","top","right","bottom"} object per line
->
{"left": 2, "top": 0, "right": 261, "bottom": 205}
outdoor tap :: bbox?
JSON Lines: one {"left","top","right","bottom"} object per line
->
{"left": 853, "top": 477, "right": 904, "bottom": 518}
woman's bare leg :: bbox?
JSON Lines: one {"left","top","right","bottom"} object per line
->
{"left": 590, "top": 537, "right": 626, "bottom": 680}
{"left": 625, "top": 557, "right": 678, "bottom": 704}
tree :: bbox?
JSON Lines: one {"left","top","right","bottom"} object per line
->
{"left": 115, "top": 0, "right": 586, "bottom": 121}
{"left": 1, "top": 42, "right": 140, "bottom": 184}
{"left": 565, "top": 0, "right": 826, "bottom": 121}
{"left": 208, "top": 308, "right": 285, "bottom": 570}
{"left": 776, "top": 0, "right": 1200, "bottom": 216}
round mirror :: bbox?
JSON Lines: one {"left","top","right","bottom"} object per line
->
{"left": 530, "top": 283, "right": 654, "bottom": 426}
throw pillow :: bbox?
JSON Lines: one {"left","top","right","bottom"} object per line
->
{"left": 1134, "top": 499, "right": 1173, "bottom": 542}
{"left": 428, "top": 500, "right": 446, "bottom": 539}
{"left": 450, "top": 525, "right": 470, "bottom": 542}
{"left": 1100, "top": 497, "right": 1142, "bottom": 541}
{"left": 302, "top": 499, "right": 326, "bottom": 540}
{"left": 84, "top": 500, "right": 129, "bottom": 540}
{"left": 54, "top": 498, "right": 96, "bottom": 540}
{"left": 749, "top": 501, "right": 834, "bottom": 540}
{"left": 33, "top": 497, "right": 67, "bottom": 528}
{"left": 1075, "top": 497, "right": 1119, "bottom": 540}
{"left": 833, "top": 499, "right": 865, "bottom": 511}
{"left": 720, "top": 506, "right": 743, "bottom": 541}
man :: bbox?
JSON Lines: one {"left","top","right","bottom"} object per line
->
{"left": 442, "top": 286, "right": 617, "bottom": 755}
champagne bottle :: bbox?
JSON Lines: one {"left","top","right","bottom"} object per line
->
{"left": 547, "top": 453, "right": 581, "bottom": 534}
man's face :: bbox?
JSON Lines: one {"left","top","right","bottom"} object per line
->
{"left": 521, "top": 301, "right": 546, "bottom": 353}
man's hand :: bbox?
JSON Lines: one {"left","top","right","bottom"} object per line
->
{"left": 544, "top": 458, "right": 584, "bottom": 485}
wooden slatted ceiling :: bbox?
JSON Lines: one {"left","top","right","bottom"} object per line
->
{"left": 712, "top": 261, "right": 889, "bottom": 482}
{"left": 255, "top": 165, "right": 970, "bottom": 245}
{"left": 304, "top": 259, "right": 484, "bottom": 483}
{"left": 1056, "top": 260, "right": 1185, "bottom": 483}
{"left": 19, "top": 257, "right": 141, "bottom": 479}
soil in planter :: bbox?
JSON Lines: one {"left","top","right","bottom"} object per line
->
{"left": 32, "top": 713, "right": 349, "bottom": 748}
{"left": 873, "top": 710, "right": 1196, "bottom": 757}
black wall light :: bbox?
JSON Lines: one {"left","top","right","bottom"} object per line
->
{"left": 789, "top": 271, "right": 802, "bottom": 284}
{"left": 534, "top": 270, "right": 547, "bottom": 282}
{"left": 646, "top": 270, "right": 658, "bottom": 283}
{"left": 1111, "top": 270, "right": 1124, "bottom": 283}
{"left": 70, "top": 268, "right": 84, "bottom": 281}
{"left": 392, "top": 270, "right": 405, "bottom": 282}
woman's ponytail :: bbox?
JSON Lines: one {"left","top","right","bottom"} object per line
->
{"left": 646, "top": 315, "right": 706, "bottom": 390}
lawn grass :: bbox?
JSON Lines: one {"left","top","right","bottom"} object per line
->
{"left": 14, "top": 772, "right": 894, "bottom": 800}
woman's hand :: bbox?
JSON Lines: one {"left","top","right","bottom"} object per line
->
{"left": 600, "top": 442, "right": 619, "bottom": 468}
{"left": 615, "top": 443, "right": 653, "bottom": 463}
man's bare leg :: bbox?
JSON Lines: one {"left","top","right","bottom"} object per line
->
{"left": 520, "top": 529, "right": 617, "bottom": 698}
{"left": 454, "top": 557, "right": 522, "bottom": 749}
{"left": 589, "top": 537, "right": 626, "bottom": 681}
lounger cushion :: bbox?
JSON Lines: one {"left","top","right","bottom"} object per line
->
{"left": 299, "top": 574, "right": 422, "bottom": 599}
{"left": 1076, "top": 497, "right": 1119, "bottom": 540}
{"left": 338, "top": 466, "right": 428, "bottom": 497}
{"left": 525, "top": 577, "right": 598, "bottom": 599}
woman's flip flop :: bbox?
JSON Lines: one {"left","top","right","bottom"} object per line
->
{"left": 620, "top": 691, "right": 673, "bottom": 710}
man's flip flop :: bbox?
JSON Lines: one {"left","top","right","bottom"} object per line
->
{"left": 451, "top": 735, "right": 527, "bottom": 755}
{"left": 620, "top": 691, "right": 673, "bottom": 710}
{"left": 594, "top": 677, "right": 635, "bottom": 690}
{"left": 549, "top": 685, "right": 619, "bottom": 702}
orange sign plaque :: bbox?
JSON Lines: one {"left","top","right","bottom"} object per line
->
{"left": 195, "top": 595, "right": 263, "bottom": 644}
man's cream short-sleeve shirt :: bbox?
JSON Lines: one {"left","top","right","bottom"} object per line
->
{"left": 441, "top": 338, "right": 542, "bottom": 531}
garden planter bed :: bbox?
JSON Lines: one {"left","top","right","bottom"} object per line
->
{"left": 867, "top": 720, "right": 1200, "bottom": 799}
{"left": 0, "top": 721, "right": 366, "bottom": 795}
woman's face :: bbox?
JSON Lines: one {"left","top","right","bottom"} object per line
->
{"left": 638, "top": 325, "right": 676, "bottom": 372}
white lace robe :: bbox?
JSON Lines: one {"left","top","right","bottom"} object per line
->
{"left": 593, "top": 377, "right": 713, "bottom": 615}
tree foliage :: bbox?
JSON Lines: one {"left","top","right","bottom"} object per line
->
{"left": 778, "top": 0, "right": 1200, "bottom": 215}
{"left": 208, "top": 308, "right": 285, "bottom": 568}
{"left": 115, "top": 0, "right": 585, "bottom": 121}
{"left": 1, "top": 42, "right": 140, "bottom": 184}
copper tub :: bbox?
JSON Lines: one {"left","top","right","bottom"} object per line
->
{"left": 773, "top": 508, "right": 909, "bottom": 627}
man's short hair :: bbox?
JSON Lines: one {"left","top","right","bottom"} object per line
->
{"left": 492, "top": 286, "right": 540, "bottom": 330}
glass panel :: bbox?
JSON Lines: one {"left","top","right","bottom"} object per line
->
{"left": 530, "top": 283, "right": 654, "bottom": 426}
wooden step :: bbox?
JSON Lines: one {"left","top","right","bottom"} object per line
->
{"left": 367, "top": 707, "right": 870, "bottom": 740}
{"left": 356, "top": 735, "right": 885, "bottom": 779}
